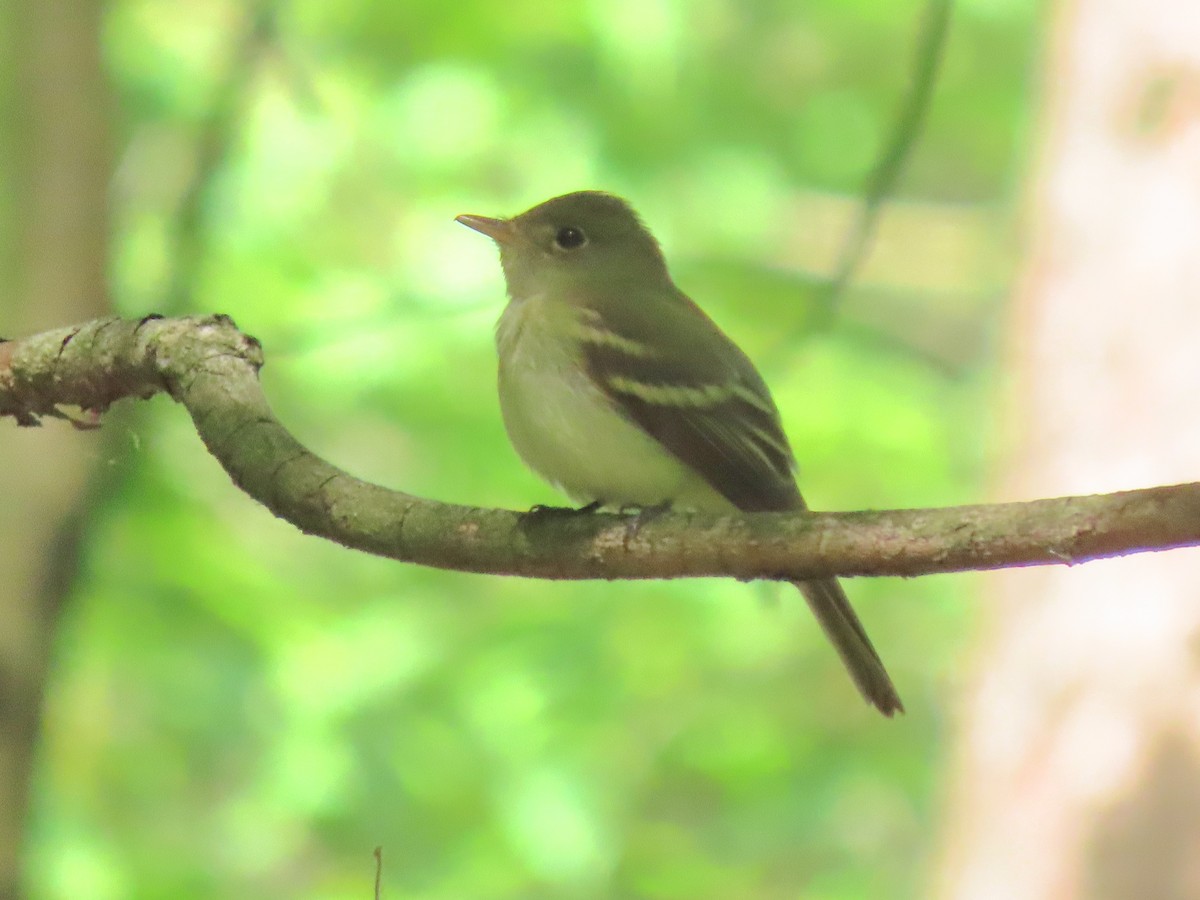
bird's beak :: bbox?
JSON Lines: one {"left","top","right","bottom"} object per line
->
{"left": 455, "top": 214, "right": 517, "bottom": 245}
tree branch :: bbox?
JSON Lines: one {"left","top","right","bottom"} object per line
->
{"left": 2, "top": 315, "right": 1198, "bottom": 583}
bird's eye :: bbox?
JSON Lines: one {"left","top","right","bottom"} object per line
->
{"left": 553, "top": 226, "right": 587, "bottom": 250}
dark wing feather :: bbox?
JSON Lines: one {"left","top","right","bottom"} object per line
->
{"left": 579, "top": 287, "right": 903, "bottom": 714}
{"left": 579, "top": 288, "right": 801, "bottom": 512}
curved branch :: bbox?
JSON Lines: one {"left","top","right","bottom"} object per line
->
{"left": 2, "top": 315, "right": 1199, "bottom": 583}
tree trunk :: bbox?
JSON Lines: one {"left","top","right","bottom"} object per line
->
{"left": 938, "top": 1, "right": 1200, "bottom": 898}
{"left": 0, "top": 0, "right": 111, "bottom": 892}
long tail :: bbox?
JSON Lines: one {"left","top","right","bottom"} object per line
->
{"left": 795, "top": 578, "right": 904, "bottom": 716}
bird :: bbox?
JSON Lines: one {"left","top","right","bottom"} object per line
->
{"left": 456, "top": 190, "right": 902, "bottom": 716}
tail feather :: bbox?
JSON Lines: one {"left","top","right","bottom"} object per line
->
{"left": 795, "top": 578, "right": 904, "bottom": 717}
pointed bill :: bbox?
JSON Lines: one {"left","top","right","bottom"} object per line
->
{"left": 456, "top": 214, "right": 517, "bottom": 245}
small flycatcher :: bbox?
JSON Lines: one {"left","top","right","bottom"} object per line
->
{"left": 458, "top": 191, "right": 902, "bottom": 716}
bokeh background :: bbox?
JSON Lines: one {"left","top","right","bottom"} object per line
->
{"left": 6, "top": 0, "right": 1199, "bottom": 898}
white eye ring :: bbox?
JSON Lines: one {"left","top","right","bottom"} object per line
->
{"left": 553, "top": 226, "right": 587, "bottom": 251}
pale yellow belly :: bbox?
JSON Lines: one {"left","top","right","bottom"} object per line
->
{"left": 496, "top": 296, "right": 729, "bottom": 511}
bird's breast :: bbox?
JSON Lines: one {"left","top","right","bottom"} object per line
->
{"left": 495, "top": 296, "right": 723, "bottom": 509}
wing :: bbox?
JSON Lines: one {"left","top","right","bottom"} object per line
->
{"left": 578, "top": 288, "right": 802, "bottom": 513}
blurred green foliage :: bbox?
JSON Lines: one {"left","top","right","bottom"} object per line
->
{"left": 19, "top": 0, "right": 1034, "bottom": 896}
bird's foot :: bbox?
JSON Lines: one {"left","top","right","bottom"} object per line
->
{"left": 516, "top": 499, "right": 604, "bottom": 538}
{"left": 618, "top": 500, "right": 673, "bottom": 542}
{"left": 523, "top": 499, "right": 603, "bottom": 518}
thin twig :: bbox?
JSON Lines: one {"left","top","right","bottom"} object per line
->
{"left": 164, "top": 0, "right": 282, "bottom": 312}
{"left": 822, "top": 0, "right": 954, "bottom": 311}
